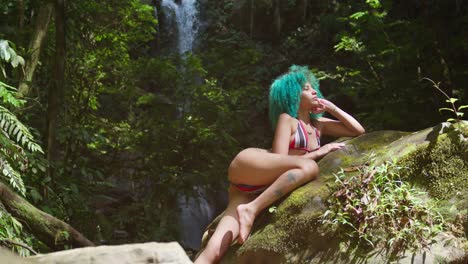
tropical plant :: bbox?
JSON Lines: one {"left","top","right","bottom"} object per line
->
{"left": 0, "top": 39, "right": 43, "bottom": 195}
{"left": 0, "top": 210, "right": 37, "bottom": 257}
{"left": 321, "top": 158, "right": 444, "bottom": 256}
{"left": 0, "top": 39, "right": 44, "bottom": 256}
{"left": 423, "top": 77, "right": 467, "bottom": 124}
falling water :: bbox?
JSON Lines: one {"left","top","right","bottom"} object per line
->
{"left": 158, "top": 0, "right": 225, "bottom": 251}
{"left": 161, "top": 0, "right": 200, "bottom": 54}
{"left": 177, "top": 186, "right": 223, "bottom": 250}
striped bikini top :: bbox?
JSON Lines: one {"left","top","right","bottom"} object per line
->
{"left": 289, "top": 119, "right": 321, "bottom": 153}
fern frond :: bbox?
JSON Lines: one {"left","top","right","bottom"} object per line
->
{"left": 0, "top": 105, "right": 43, "bottom": 154}
{"left": 0, "top": 133, "right": 27, "bottom": 168}
{"left": 0, "top": 155, "right": 26, "bottom": 195}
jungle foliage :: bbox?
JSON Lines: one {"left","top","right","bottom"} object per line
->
{"left": 0, "top": 0, "right": 466, "bottom": 254}
{"left": 321, "top": 160, "right": 444, "bottom": 257}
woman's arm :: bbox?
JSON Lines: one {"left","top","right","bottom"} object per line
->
{"left": 300, "top": 99, "right": 364, "bottom": 160}
{"left": 315, "top": 99, "right": 365, "bottom": 137}
{"left": 271, "top": 113, "right": 294, "bottom": 155}
{"left": 301, "top": 142, "right": 346, "bottom": 160}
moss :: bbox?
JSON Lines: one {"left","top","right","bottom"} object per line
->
{"left": 343, "top": 131, "right": 409, "bottom": 152}
{"left": 397, "top": 126, "right": 468, "bottom": 237}
{"left": 317, "top": 131, "right": 410, "bottom": 180}
{"left": 398, "top": 131, "right": 467, "bottom": 200}
{"left": 243, "top": 211, "right": 325, "bottom": 255}
{"left": 12, "top": 201, "right": 50, "bottom": 231}
{"left": 11, "top": 200, "right": 73, "bottom": 247}
{"left": 241, "top": 184, "right": 328, "bottom": 254}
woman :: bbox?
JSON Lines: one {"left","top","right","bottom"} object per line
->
{"left": 195, "top": 66, "right": 365, "bottom": 263}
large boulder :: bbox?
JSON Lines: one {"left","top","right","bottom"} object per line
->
{"left": 201, "top": 122, "right": 468, "bottom": 263}
{"left": 0, "top": 248, "right": 30, "bottom": 264}
{"left": 0, "top": 242, "right": 192, "bottom": 264}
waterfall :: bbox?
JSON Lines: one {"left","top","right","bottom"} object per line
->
{"left": 161, "top": 0, "right": 200, "bottom": 54}
{"left": 158, "top": 0, "right": 226, "bottom": 251}
{"left": 177, "top": 186, "right": 224, "bottom": 250}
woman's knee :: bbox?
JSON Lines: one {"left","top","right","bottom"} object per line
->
{"left": 298, "top": 160, "right": 319, "bottom": 180}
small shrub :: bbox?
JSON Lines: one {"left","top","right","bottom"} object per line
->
{"left": 321, "top": 158, "right": 444, "bottom": 255}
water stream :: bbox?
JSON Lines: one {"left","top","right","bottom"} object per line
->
{"left": 161, "top": 0, "right": 200, "bottom": 54}
{"left": 159, "top": 0, "right": 223, "bottom": 250}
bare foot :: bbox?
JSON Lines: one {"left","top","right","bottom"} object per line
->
{"left": 236, "top": 204, "right": 256, "bottom": 244}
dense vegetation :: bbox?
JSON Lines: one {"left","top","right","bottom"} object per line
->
{"left": 0, "top": 0, "right": 466, "bottom": 255}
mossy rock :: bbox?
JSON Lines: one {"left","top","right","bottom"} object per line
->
{"left": 201, "top": 122, "right": 468, "bottom": 263}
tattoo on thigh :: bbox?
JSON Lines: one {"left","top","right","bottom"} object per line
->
{"left": 274, "top": 189, "right": 283, "bottom": 198}
{"left": 287, "top": 172, "right": 297, "bottom": 183}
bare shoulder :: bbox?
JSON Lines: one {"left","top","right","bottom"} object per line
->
{"left": 278, "top": 113, "right": 295, "bottom": 124}
{"left": 277, "top": 113, "right": 295, "bottom": 130}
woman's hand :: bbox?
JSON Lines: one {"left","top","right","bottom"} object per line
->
{"left": 311, "top": 98, "right": 337, "bottom": 114}
{"left": 301, "top": 142, "right": 346, "bottom": 160}
{"left": 314, "top": 98, "right": 366, "bottom": 137}
{"left": 314, "top": 142, "right": 345, "bottom": 158}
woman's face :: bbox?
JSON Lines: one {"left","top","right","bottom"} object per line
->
{"left": 299, "top": 82, "right": 319, "bottom": 109}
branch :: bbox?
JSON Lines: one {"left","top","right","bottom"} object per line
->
{"left": 0, "top": 181, "right": 95, "bottom": 250}
{"left": 0, "top": 238, "right": 38, "bottom": 255}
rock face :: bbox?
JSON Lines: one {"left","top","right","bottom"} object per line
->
{"left": 200, "top": 122, "right": 468, "bottom": 263}
{"left": 25, "top": 242, "right": 192, "bottom": 264}
{"left": 0, "top": 248, "right": 30, "bottom": 264}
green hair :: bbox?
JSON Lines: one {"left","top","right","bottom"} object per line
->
{"left": 268, "top": 65, "right": 324, "bottom": 129}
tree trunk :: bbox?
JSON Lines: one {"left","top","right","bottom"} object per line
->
{"left": 273, "top": 0, "right": 281, "bottom": 41}
{"left": 17, "top": 0, "right": 25, "bottom": 30}
{"left": 47, "top": 0, "right": 65, "bottom": 182}
{"left": 298, "top": 0, "right": 308, "bottom": 24}
{"left": 18, "top": 3, "right": 54, "bottom": 96}
{"left": 0, "top": 182, "right": 94, "bottom": 249}
{"left": 249, "top": 0, "right": 254, "bottom": 39}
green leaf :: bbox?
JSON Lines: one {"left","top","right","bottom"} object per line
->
{"left": 0, "top": 40, "right": 11, "bottom": 61}
{"left": 445, "top": 98, "right": 458, "bottom": 104}
{"left": 0, "top": 80, "right": 16, "bottom": 90}
{"left": 38, "top": 164, "right": 46, "bottom": 172}
{"left": 458, "top": 105, "right": 468, "bottom": 111}
{"left": 136, "top": 93, "right": 156, "bottom": 106}
{"left": 438, "top": 108, "right": 454, "bottom": 113}
{"left": 334, "top": 36, "right": 364, "bottom": 53}
{"left": 366, "top": 0, "right": 381, "bottom": 8}
{"left": 350, "top": 11, "right": 368, "bottom": 20}
{"left": 11, "top": 216, "right": 23, "bottom": 231}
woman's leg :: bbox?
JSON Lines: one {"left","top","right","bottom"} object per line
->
{"left": 228, "top": 148, "right": 317, "bottom": 186}
{"left": 194, "top": 186, "right": 255, "bottom": 264}
{"left": 228, "top": 148, "right": 319, "bottom": 243}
